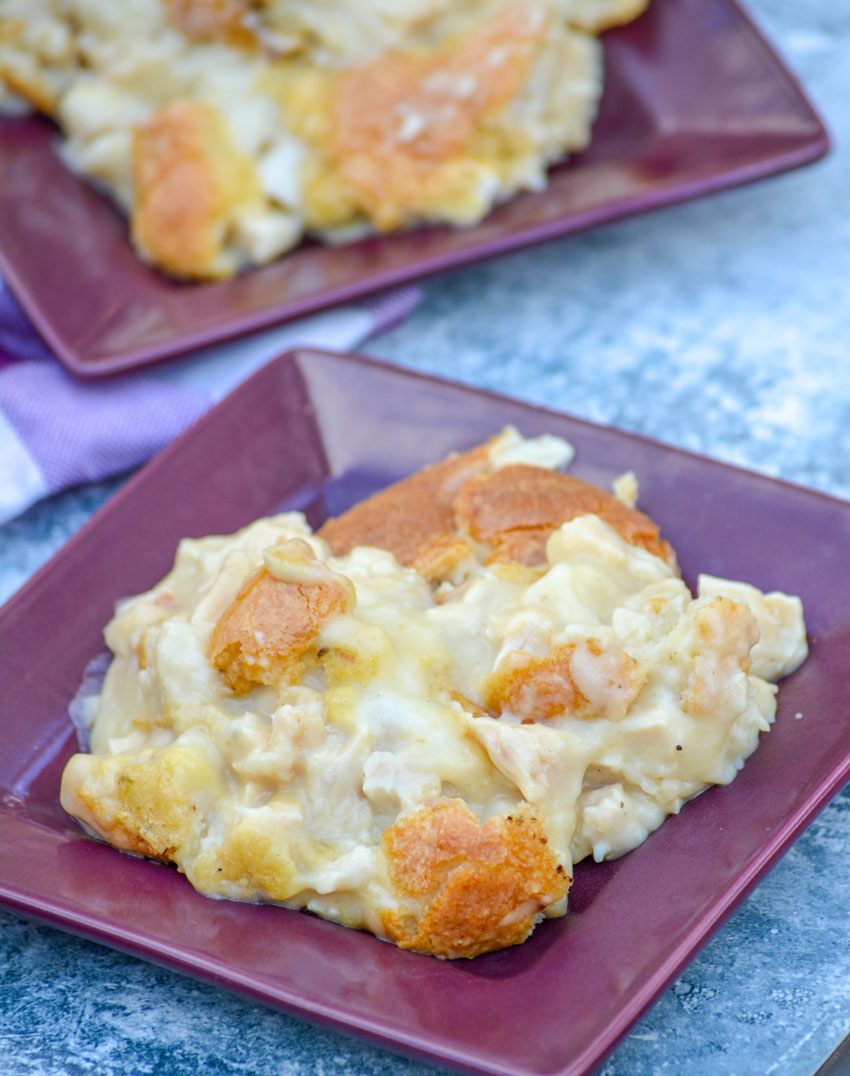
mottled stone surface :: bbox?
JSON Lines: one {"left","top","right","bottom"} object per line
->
{"left": 1, "top": 2, "right": 849, "bottom": 1074}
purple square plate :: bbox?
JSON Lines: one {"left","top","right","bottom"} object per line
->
{"left": 1, "top": 348, "right": 850, "bottom": 1076}
{"left": 0, "top": 0, "right": 829, "bottom": 379}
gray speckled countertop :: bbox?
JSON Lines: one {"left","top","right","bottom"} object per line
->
{"left": 2, "top": 2, "right": 849, "bottom": 1074}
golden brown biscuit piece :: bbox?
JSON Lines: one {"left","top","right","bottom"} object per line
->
{"left": 483, "top": 640, "right": 645, "bottom": 722}
{"left": 381, "top": 798, "right": 570, "bottom": 958}
{"left": 321, "top": 449, "right": 674, "bottom": 583}
{"left": 318, "top": 444, "right": 490, "bottom": 570}
{"left": 60, "top": 740, "right": 221, "bottom": 863}
{"left": 209, "top": 566, "right": 350, "bottom": 693}
{"left": 411, "top": 533, "right": 479, "bottom": 586}
{"left": 131, "top": 99, "right": 261, "bottom": 278}
{"left": 454, "top": 463, "right": 675, "bottom": 566}
{"left": 325, "top": 3, "right": 551, "bottom": 231}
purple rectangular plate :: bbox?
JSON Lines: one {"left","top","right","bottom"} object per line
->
{"left": 2, "top": 348, "right": 850, "bottom": 1076}
{"left": 0, "top": 0, "right": 829, "bottom": 378}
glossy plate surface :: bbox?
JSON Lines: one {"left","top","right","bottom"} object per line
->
{"left": 2, "top": 349, "right": 850, "bottom": 1076}
{"left": 0, "top": 0, "right": 829, "bottom": 377}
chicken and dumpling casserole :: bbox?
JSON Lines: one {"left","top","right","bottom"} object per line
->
{"left": 0, "top": 0, "right": 648, "bottom": 277}
{"left": 61, "top": 429, "right": 808, "bottom": 958}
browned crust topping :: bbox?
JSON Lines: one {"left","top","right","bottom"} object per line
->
{"left": 327, "top": 4, "right": 548, "bottom": 231}
{"left": 411, "top": 533, "right": 477, "bottom": 585}
{"left": 320, "top": 451, "right": 674, "bottom": 584}
{"left": 318, "top": 444, "right": 490, "bottom": 568}
{"left": 61, "top": 744, "right": 214, "bottom": 864}
{"left": 381, "top": 798, "right": 570, "bottom": 958}
{"left": 454, "top": 463, "right": 675, "bottom": 565}
{"left": 483, "top": 640, "right": 645, "bottom": 723}
{"left": 131, "top": 99, "right": 259, "bottom": 278}
{"left": 209, "top": 567, "right": 349, "bottom": 692}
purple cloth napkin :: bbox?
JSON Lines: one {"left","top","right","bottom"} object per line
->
{"left": 0, "top": 280, "right": 419, "bottom": 524}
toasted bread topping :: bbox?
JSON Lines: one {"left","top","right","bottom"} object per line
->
{"left": 209, "top": 559, "right": 353, "bottom": 692}
{"left": 381, "top": 798, "right": 569, "bottom": 958}
{"left": 132, "top": 99, "right": 264, "bottom": 277}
